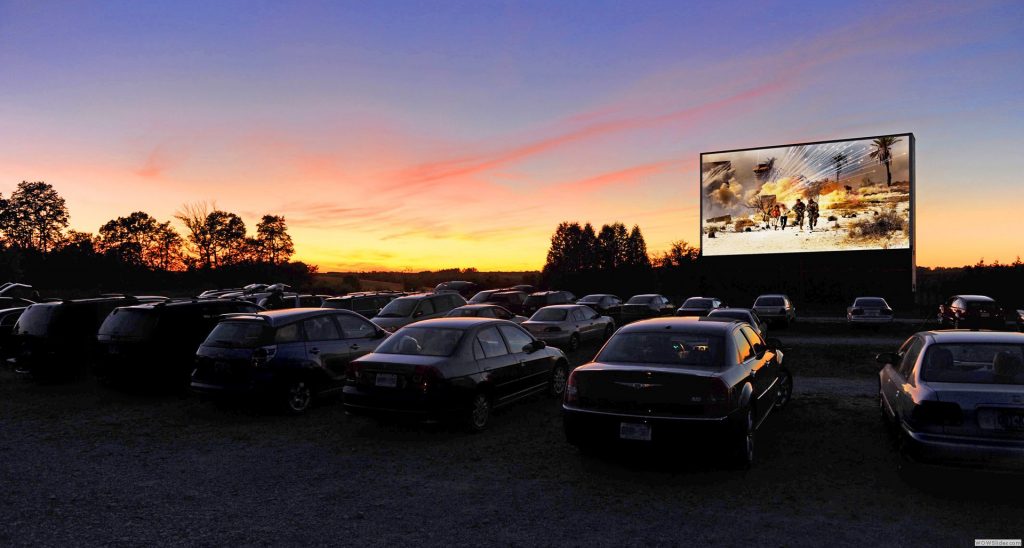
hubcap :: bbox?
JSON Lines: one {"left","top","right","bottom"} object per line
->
{"left": 289, "top": 382, "right": 311, "bottom": 411}
{"left": 472, "top": 396, "right": 490, "bottom": 428}
{"left": 570, "top": 335, "right": 579, "bottom": 350}
{"left": 552, "top": 367, "right": 567, "bottom": 395}
{"left": 776, "top": 373, "right": 792, "bottom": 406}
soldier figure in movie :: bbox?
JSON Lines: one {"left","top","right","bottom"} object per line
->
{"left": 807, "top": 198, "right": 819, "bottom": 231}
{"left": 793, "top": 198, "right": 806, "bottom": 230}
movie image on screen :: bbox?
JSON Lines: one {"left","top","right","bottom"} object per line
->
{"left": 701, "top": 134, "right": 912, "bottom": 256}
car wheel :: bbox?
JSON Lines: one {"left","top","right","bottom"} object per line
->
{"left": 567, "top": 333, "right": 581, "bottom": 352}
{"left": 466, "top": 393, "right": 492, "bottom": 432}
{"left": 728, "top": 407, "right": 755, "bottom": 469}
{"left": 774, "top": 368, "right": 793, "bottom": 409}
{"left": 283, "top": 379, "right": 314, "bottom": 414}
{"left": 549, "top": 362, "right": 569, "bottom": 397}
{"left": 603, "top": 324, "right": 614, "bottom": 340}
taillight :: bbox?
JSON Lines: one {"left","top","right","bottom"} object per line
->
{"left": 564, "top": 371, "right": 579, "bottom": 404}
{"left": 411, "top": 365, "right": 441, "bottom": 392}
{"left": 851, "top": 308, "right": 863, "bottom": 316}
{"left": 251, "top": 345, "right": 277, "bottom": 367}
{"left": 706, "top": 378, "right": 731, "bottom": 416}
{"left": 346, "top": 361, "right": 365, "bottom": 382}
{"left": 910, "top": 400, "right": 963, "bottom": 427}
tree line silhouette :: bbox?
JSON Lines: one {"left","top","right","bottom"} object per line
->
{"left": 0, "top": 181, "right": 315, "bottom": 295}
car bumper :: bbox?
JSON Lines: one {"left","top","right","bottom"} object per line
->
{"left": 563, "top": 405, "right": 735, "bottom": 446}
{"left": 190, "top": 370, "right": 278, "bottom": 397}
{"left": 848, "top": 316, "right": 893, "bottom": 324}
{"left": 342, "top": 385, "right": 461, "bottom": 420}
{"left": 902, "top": 424, "right": 1024, "bottom": 469}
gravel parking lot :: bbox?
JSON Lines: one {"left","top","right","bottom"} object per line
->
{"left": 2, "top": 334, "right": 1023, "bottom": 547}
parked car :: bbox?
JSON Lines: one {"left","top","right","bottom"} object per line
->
{"left": 522, "top": 290, "right": 576, "bottom": 316}
{"left": 675, "top": 297, "right": 726, "bottom": 317}
{"left": 12, "top": 296, "right": 153, "bottom": 380}
{"left": 707, "top": 308, "right": 767, "bottom": 337}
{"left": 621, "top": 294, "right": 675, "bottom": 323}
{"left": 446, "top": 304, "right": 527, "bottom": 324}
{"left": 372, "top": 292, "right": 467, "bottom": 332}
{"left": 343, "top": 318, "right": 569, "bottom": 430}
{"left": 509, "top": 284, "right": 535, "bottom": 294}
{"left": 752, "top": 294, "right": 797, "bottom": 326}
{"left": 0, "top": 306, "right": 27, "bottom": 360}
{"left": 95, "top": 299, "right": 262, "bottom": 388}
{"left": 847, "top": 297, "right": 894, "bottom": 326}
{"left": 434, "top": 281, "right": 480, "bottom": 300}
{"left": 938, "top": 295, "right": 1005, "bottom": 330}
{"left": 191, "top": 308, "right": 388, "bottom": 413}
{"left": 563, "top": 317, "right": 792, "bottom": 467}
{"left": 468, "top": 289, "right": 501, "bottom": 304}
{"left": 1017, "top": 308, "right": 1024, "bottom": 332}
{"left": 576, "top": 294, "right": 623, "bottom": 321}
{"left": 877, "top": 330, "right": 1024, "bottom": 468}
{"left": 482, "top": 291, "right": 528, "bottom": 315}
{"left": 258, "top": 293, "right": 326, "bottom": 310}
{"left": 522, "top": 304, "right": 615, "bottom": 352}
{"left": 322, "top": 291, "right": 404, "bottom": 318}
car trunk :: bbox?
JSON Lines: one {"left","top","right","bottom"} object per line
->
{"left": 349, "top": 356, "right": 451, "bottom": 391}
{"left": 933, "top": 383, "right": 1024, "bottom": 439}
{"left": 572, "top": 365, "right": 724, "bottom": 418}
{"left": 193, "top": 345, "right": 259, "bottom": 384}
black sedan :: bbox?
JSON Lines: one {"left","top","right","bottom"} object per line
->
{"left": 563, "top": 317, "right": 792, "bottom": 467}
{"left": 343, "top": 318, "right": 569, "bottom": 430}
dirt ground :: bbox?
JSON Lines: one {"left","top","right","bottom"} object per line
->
{"left": 2, "top": 334, "right": 1022, "bottom": 547}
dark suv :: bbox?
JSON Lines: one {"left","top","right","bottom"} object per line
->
{"left": 191, "top": 309, "right": 388, "bottom": 413}
{"left": 322, "top": 291, "right": 404, "bottom": 318}
{"left": 13, "top": 296, "right": 154, "bottom": 381}
{"left": 480, "top": 290, "right": 528, "bottom": 315}
{"left": 371, "top": 293, "right": 467, "bottom": 332}
{"left": 96, "top": 299, "right": 261, "bottom": 389}
{"left": 522, "top": 291, "right": 576, "bottom": 316}
{"left": 938, "top": 295, "right": 1005, "bottom": 330}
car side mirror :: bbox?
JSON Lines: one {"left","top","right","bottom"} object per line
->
{"left": 525, "top": 340, "right": 546, "bottom": 353}
{"left": 766, "top": 337, "right": 785, "bottom": 351}
{"left": 876, "top": 352, "right": 898, "bottom": 365}
{"left": 591, "top": 313, "right": 600, "bottom": 320}
{"left": 374, "top": 329, "right": 388, "bottom": 339}
{"left": 754, "top": 344, "right": 767, "bottom": 358}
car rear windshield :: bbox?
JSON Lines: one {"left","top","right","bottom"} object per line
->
{"left": 203, "top": 321, "right": 271, "bottom": 348}
{"left": 98, "top": 309, "right": 159, "bottom": 340}
{"left": 597, "top": 332, "right": 724, "bottom": 367}
{"left": 321, "top": 299, "right": 350, "bottom": 310}
{"left": 683, "top": 298, "right": 712, "bottom": 308}
{"left": 709, "top": 310, "right": 748, "bottom": 322}
{"left": 921, "top": 344, "right": 1024, "bottom": 385}
{"left": 577, "top": 295, "right": 603, "bottom": 304}
{"left": 14, "top": 305, "right": 60, "bottom": 336}
{"left": 523, "top": 295, "right": 547, "bottom": 307}
{"left": 854, "top": 298, "right": 886, "bottom": 308}
{"left": 626, "top": 296, "right": 655, "bottom": 305}
{"left": 468, "top": 291, "right": 495, "bottom": 304}
{"left": 376, "top": 297, "right": 418, "bottom": 318}
{"left": 530, "top": 308, "right": 567, "bottom": 321}
{"left": 447, "top": 308, "right": 478, "bottom": 317}
{"left": 376, "top": 327, "right": 464, "bottom": 357}
{"left": 966, "top": 301, "right": 998, "bottom": 311}
{"left": 755, "top": 297, "right": 784, "bottom": 306}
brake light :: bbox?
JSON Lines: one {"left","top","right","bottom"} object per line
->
{"left": 564, "top": 371, "right": 579, "bottom": 404}
{"left": 251, "top": 345, "right": 277, "bottom": 367}
{"left": 411, "top": 365, "right": 441, "bottom": 392}
{"left": 706, "top": 378, "right": 731, "bottom": 416}
{"left": 346, "top": 361, "right": 365, "bottom": 382}
{"left": 910, "top": 400, "right": 963, "bottom": 427}
{"left": 850, "top": 308, "right": 863, "bottom": 316}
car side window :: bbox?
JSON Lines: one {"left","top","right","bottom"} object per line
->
{"left": 732, "top": 329, "right": 754, "bottom": 362}
{"left": 493, "top": 308, "right": 512, "bottom": 320}
{"left": 473, "top": 339, "right": 485, "bottom": 360}
{"left": 476, "top": 327, "right": 509, "bottom": 358}
{"left": 899, "top": 338, "right": 924, "bottom": 381}
{"left": 418, "top": 299, "right": 436, "bottom": 316}
{"left": 740, "top": 326, "right": 765, "bottom": 354}
{"left": 303, "top": 316, "right": 341, "bottom": 341}
{"left": 275, "top": 323, "right": 303, "bottom": 343}
{"left": 336, "top": 314, "right": 376, "bottom": 339}
{"left": 569, "top": 308, "right": 583, "bottom": 321}
{"left": 498, "top": 325, "right": 533, "bottom": 354}
{"left": 477, "top": 308, "right": 496, "bottom": 318}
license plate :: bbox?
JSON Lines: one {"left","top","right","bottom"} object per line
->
{"left": 866, "top": 310, "right": 878, "bottom": 316}
{"left": 979, "top": 311, "right": 990, "bottom": 318}
{"left": 998, "top": 411, "right": 1024, "bottom": 431}
{"left": 375, "top": 373, "right": 398, "bottom": 388}
{"left": 619, "top": 422, "right": 652, "bottom": 441}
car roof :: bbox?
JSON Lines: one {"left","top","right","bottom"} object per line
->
{"left": 580, "top": 294, "right": 615, "bottom": 298}
{"left": 120, "top": 298, "right": 259, "bottom": 311}
{"left": 538, "top": 304, "right": 584, "bottom": 310}
{"left": 457, "top": 304, "right": 505, "bottom": 309}
{"left": 922, "top": 330, "right": 1024, "bottom": 344}
{"left": 618, "top": 316, "right": 742, "bottom": 335}
{"left": 629, "top": 294, "right": 661, "bottom": 298}
{"left": 402, "top": 317, "right": 506, "bottom": 330}
{"left": 756, "top": 294, "right": 788, "bottom": 298}
{"left": 528, "top": 291, "right": 562, "bottom": 296}
{"left": 491, "top": 290, "right": 525, "bottom": 295}
{"left": 952, "top": 295, "right": 995, "bottom": 302}
{"left": 221, "top": 308, "right": 356, "bottom": 327}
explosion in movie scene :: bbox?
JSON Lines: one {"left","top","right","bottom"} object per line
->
{"left": 701, "top": 134, "right": 911, "bottom": 256}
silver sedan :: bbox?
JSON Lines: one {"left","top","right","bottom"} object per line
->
{"left": 522, "top": 304, "right": 615, "bottom": 352}
{"left": 878, "top": 330, "right": 1024, "bottom": 469}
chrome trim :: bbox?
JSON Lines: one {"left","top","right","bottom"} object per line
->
{"left": 562, "top": 404, "right": 729, "bottom": 422}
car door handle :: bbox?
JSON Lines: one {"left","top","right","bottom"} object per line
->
{"left": 309, "top": 348, "right": 320, "bottom": 355}
{"left": 350, "top": 344, "right": 360, "bottom": 351}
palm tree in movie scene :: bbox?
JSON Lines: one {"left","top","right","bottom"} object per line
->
{"left": 869, "top": 136, "right": 902, "bottom": 187}
{"left": 831, "top": 151, "right": 848, "bottom": 187}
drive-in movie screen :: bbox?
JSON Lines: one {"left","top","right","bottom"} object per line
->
{"left": 701, "top": 134, "right": 913, "bottom": 256}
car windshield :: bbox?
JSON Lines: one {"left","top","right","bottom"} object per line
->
{"left": 755, "top": 297, "right": 784, "bottom": 307}
{"left": 446, "top": 308, "right": 479, "bottom": 317}
{"left": 598, "top": 332, "right": 724, "bottom": 367}
{"left": 626, "top": 296, "right": 655, "bottom": 305}
{"left": 203, "top": 321, "right": 270, "bottom": 348}
{"left": 683, "top": 298, "right": 712, "bottom": 308}
{"left": 376, "top": 297, "right": 418, "bottom": 318}
{"left": 920, "top": 343, "right": 1024, "bottom": 385}
{"left": 468, "top": 291, "right": 494, "bottom": 304}
{"left": 14, "top": 305, "right": 60, "bottom": 336}
{"left": 376, "top": 327, "right": 464, "bottom": 357}
{"left": 98, "top": 309, "right": 159, "bottom": 340}
{"left": 854, "top": 298, "right": 887, "bottom": 308}
{"left": 966, "top": 301, "right": 997, "bottom": 311}
{"left": 530, "top": 308, "right": 568, "bottom": 321}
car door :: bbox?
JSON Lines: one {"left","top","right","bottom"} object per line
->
{"left": 473, "top": 325, "right": 521, "bottom": 405}
{"left": 892, "top": 337, "right": 925, "bottom": 423}
{"left": 741, "top": 325, "right": 777, "bottom": 411}
{"left": 498, "top": 324, "right": 550, "bottom": 396}
{"left": 302, "top": 315, "right": 349, "bottom": 385}
{"left": 569, "top": 307, "right": 590, "bottom": 340}
{"left": 335, "top": 313, "right": 384, "bottom": 362}
{"left": 882, "top": 336, "right": 923, "bottom": 422}
{"left": 732, "top": 327, "right": 771, "bottom": 424}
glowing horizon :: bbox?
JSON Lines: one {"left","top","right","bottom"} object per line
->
{"left": 1, "top": 1, "right": 1021, "bottom": 271}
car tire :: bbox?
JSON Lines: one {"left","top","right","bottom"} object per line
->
{"left": 466, "top": 392, "right": 492, "bottom": 432}
{"left": 774, "top": 368, "right": 793, "bottom": 409}
{"left": 603, "top": 324, "right": 614, "bottom": 340}
{"left": 728, "top": 407, "right": 755, "bottom": 469}
{"left": 567, "top": 333, "right": 581, "bottom": 352}
{"left": 282, "top": 379, "right": 314, "bottom": 415}
{"left": 549, "top": 361, "right": 569, "bottom": 397}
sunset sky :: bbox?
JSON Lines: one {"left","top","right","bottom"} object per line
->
{"left": 1, "top": 0, "right": 1022, "bottom": 271}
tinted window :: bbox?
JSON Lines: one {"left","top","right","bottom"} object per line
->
{"left": 476, "top": 307, "right": 496, "bottom": 318}
{"left": 376, "top": 327, "right": 464, "bottom": 357}
{"left": 626, "top": 296, "right": 653, "bottom": 305}
{"left": 492, "top": 307, "right": 512, "bottom": 320}
{"left": 303, "top": 316, "right": 340, "bottom": 341}
{"left": 446, "top": 307, "right": 477, "bottom": 318}
{"left": 499, "top": 325, "right": 533, "bottom": 353}
{"left": 597, "top": 332, "right": 723, "bottom": 367}
{"left": 377, "top": 297, "right": 418, "bottom": 318}
{"left": 476, "top": 327, "right": 509, "bottom": 358}
{"left": 275, "top": 323, "right": 303, "bottom": 343}
{"left": 732, "top": 329, "right": 754, "bottom": 362}
{"left": 418, "top": 299, "right": 436, "bottom": 316}
{"left": 683, "top": 298, "right": 713, "bottom": 308}
{"left": 98, "top": 308, "right": 159, "bottom": 340}
{"left": 755, "top": 297, "right": 785, "bottom": 307}
{"left": 854, "top": 298, "right": 887, "bottom": 308}
{"left": 14, "top": 305, "right": 60, "bottom": 336}
{"left": 531, "top": 308, "right": 568, "bottom": 322}
{"left": 204, "top": 321, "right": 270, "bottom": 348}
{"left": 578, "top": 295, "right": 603, "bottom": 305}
{"left": 469, "top": 291, "right": 495, "bottom": 304}
{"left": 920, "top": 344, "right": 1024, "bottom": 385}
